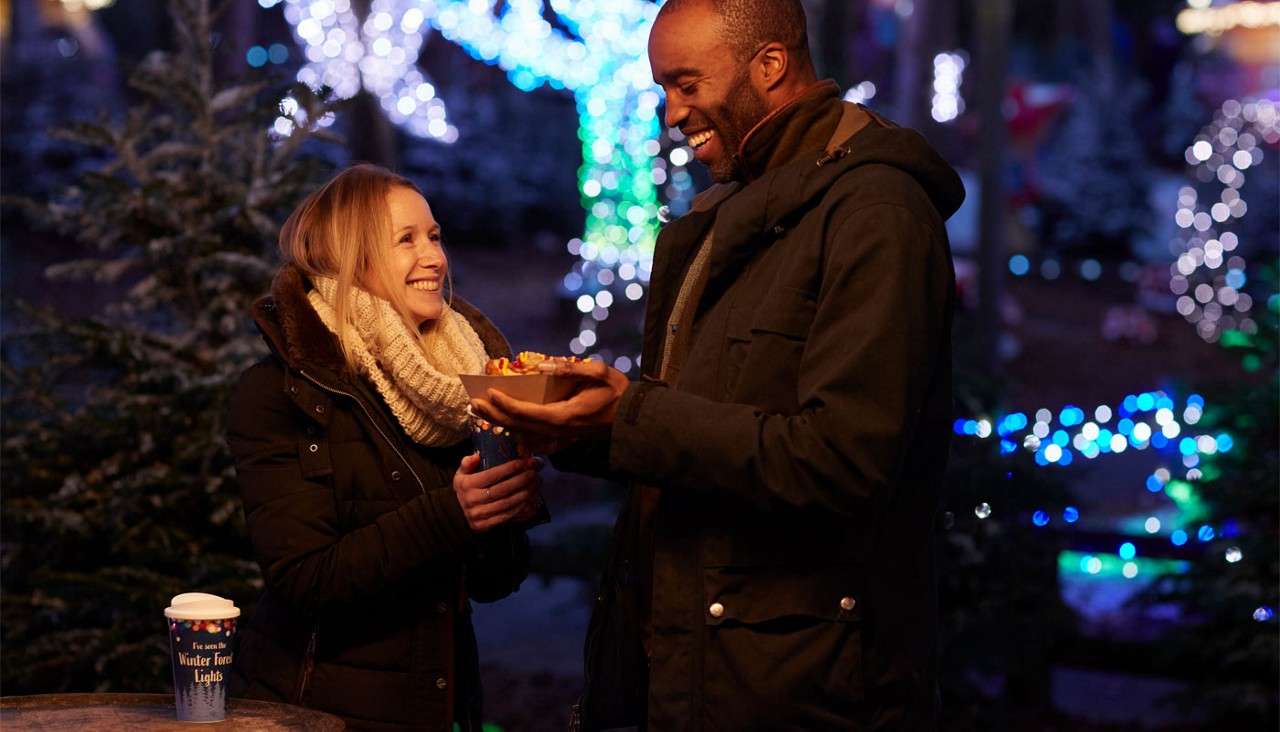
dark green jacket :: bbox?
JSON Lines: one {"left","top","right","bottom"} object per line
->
{"left": 573, "top": 83, "right": 964, "bottom": 731}
{"left": 227, "top": 265, "right": 528, "bottom": 731}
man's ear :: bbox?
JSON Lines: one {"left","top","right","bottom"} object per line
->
{"left": 753, "top": 41, "right": 791, "bottom": 92}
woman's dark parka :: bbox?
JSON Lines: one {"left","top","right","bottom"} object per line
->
{"left": 227, "top": 265, "right": 528, "bottom": 732}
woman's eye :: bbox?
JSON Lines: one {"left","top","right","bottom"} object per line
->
{"left": 399, "top": 235, "right": 414, "bottom": 245}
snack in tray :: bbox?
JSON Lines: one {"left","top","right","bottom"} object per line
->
{"left": 484, "top": 351, "right": 581, "bottom": 376}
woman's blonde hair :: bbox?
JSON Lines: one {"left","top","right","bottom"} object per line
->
{"left": 279, "top": 163, "right": 451, "bottom": 372}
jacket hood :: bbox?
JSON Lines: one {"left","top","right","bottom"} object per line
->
{"left": 831, "top": 110, "right": 967, "bottom": 222}
{"left": 696, "top": 102, "right": 966, "bottom": 284}
{"left": 251, "top": 264, "right": 510, "bottom": 383}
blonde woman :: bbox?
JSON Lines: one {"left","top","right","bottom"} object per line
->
{"left": 227, "top": 164, "right": 541, "bottom": 731}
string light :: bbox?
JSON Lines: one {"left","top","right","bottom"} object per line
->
{"left": 954, "top": 391, "right": 1228, "bottom": 470}
{"left": 1059, "top": 551, "right": 1189, "bottom": 581}
{"left": 432, "top": 0, "right": 697, "bottom": 367}
{"left": 843, "top": 81, "right": 877, "bottom": 105}
{"left": 931, "top": 51, "right": 967, "bottom": 123}
{"left": 1172, "top": 98, "right": 1277, "bottom": 343}
{"left": 274, "top": 1, "right": 691, "bottom": 366}
{"left": 1176, "top": 1, "right": 1280, "bottom": 36}
{"left": 59, "top": 0, "right": 115, "bottom": 10}
{"left": 275, "top": 0, "right": 457, "bottom": 142}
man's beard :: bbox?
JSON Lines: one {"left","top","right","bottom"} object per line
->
{"left": 704, "top": 68, "right": 770, "bottom": 182}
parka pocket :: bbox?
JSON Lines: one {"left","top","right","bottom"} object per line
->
{"left": 748, "top": 286, "right": 817, "bottom": 339}
{"left": 721, "top": 287, "right": 817, "bottom": 409}
{"left": 702, "top": 564, "right": 861, "bottom": 626}
{"left": 700, "top": 564, "right": 865, "bottom": 726}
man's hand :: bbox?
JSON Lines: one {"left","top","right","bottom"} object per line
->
{"left": 470, "top": 359, "right": 629, "bottom": 438}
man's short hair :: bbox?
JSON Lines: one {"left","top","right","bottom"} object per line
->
{"left": 658, "top": 0, "right": 811, "bottom": 63}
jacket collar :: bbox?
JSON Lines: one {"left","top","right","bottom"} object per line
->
{"left": 252, "top": 264, "right": 511, "bottom": 388}
{"left": 735, "top": 80, "right": 846, "bottom": 183}
{"left": 703, "top": 102, "right": 881, "bottom": 285}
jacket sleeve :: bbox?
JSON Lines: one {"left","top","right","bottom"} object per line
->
{"left": 227, "top": 360, "right": 479, "bottom": 614}
{"left": 607, "top": 202, "right": 952, "bottom": 517}
{"left": 549, "top": 434, "right": 614, "bottom": 478}
{"left": 464, "top": 528, "right": 531, "bottom": 603}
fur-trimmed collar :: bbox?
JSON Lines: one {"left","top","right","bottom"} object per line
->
{"left": 251, "top": 264, "right": 511, "bottom": 380}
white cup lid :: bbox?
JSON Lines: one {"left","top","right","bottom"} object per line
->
{"left": 165, "top": 593, "right": 239, "bottom": 620}
{"left": 170, "top": 592, "right": 234, "bottom": 608}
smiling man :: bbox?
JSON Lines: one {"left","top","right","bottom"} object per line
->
{"left": 472, "top": 0, "right": 965, "bottom": 729}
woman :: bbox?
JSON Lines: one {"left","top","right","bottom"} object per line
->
{"left": 227, "top": 164, "right": 542, "bottom": 731}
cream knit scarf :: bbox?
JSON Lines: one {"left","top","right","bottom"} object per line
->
{"left": 306, "top": 276, "right": 487, "bottom": 447}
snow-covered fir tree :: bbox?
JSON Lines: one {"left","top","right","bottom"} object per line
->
{"left": 1, "top": 0, "right": 340, "bottom": 693}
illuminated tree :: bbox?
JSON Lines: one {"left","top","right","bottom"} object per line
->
{"left": 274, "top": 0, "right": 696, "bottom": 363}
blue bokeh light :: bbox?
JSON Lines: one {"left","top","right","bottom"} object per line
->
{"left": 246, "top": 45, "right": 269, "bottom": 67}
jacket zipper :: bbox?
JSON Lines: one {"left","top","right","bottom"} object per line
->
{"left": 298, "top": 369, "right": 426, "bottom": 495}
{"left": 295, "top": 371, "right": 443, "bottom": 719}
{"left": 294, "top": 623, "right": 319, "bottom": 704}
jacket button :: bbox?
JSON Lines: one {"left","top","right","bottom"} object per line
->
{"left": 314, "top": 404, "right": 325, "bottom": 414}
{"left": 708, "top": 602, "right": 724, "bottom": 618}
{"left": 308, "top": 444, "right": 319, "bottom": 453}
{"left": 289, "top": 386, "right": 298, "bottom": 395}
{"left": 435, "top": 677, "right": 448, "bottom": 690}
{"left": 436, "top": 602, "right": 448, "bottom": 615}
{"left": 840, "top": 596, "right": 856, "bottom": 611}
{"left": 391, "top": 470, "right": 401, "bottom": 482}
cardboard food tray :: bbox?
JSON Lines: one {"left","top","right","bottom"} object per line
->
{"left": 459, "top": 373, "right": 578, "bottom": 405}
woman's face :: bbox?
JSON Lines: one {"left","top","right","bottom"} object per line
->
{"left": 374, "top": 186, "right": 447, "bottom": 327}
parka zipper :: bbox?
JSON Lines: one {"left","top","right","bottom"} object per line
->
{"left": 293, "top": 623, "right": 319, "bottom": 704}
{"left": 568, "top": 700, "right": 583, "bottom": 732}
{"left": 298, "top": 369, "right": 426, "bottom": 495}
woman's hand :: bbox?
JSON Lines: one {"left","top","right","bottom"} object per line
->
{"left": 453, "top": 453, "right": 544, "bottom": 533}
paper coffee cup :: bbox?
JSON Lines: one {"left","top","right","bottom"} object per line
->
{"left": 165, "top": 594, "right": 240, "bottom": 723}
{"left": 469, "top": 412, "right": 526, "bottom": 470}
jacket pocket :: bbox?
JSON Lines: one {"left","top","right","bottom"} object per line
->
{"left": 297, "top": 438, "right": 332, "bottom": 479}
{"left": 700, "top": 564, "right": 865, "bottom": 728}
{"left": 748, "top": 286, "right": 817, "bottom": 339}
{"left": 702, "top": 564, "right": 861, "bottom": 626}
{"left": 722, "top": 287, "right": 817, "bottom": 410}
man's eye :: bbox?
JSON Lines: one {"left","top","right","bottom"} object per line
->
{"left": 680, "top": 84, "right": 697, "bottom": 96}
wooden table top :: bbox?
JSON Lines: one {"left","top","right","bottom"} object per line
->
{"left": 0, "top": 693, "right": 344, "bottom": 731}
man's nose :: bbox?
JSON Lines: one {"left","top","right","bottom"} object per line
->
{"left": 664, "top": 100, "right": 688, "bottom": 131}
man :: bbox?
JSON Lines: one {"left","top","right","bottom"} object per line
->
{"left": 472, "top": 0, "right": 964, "bottom": 728}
